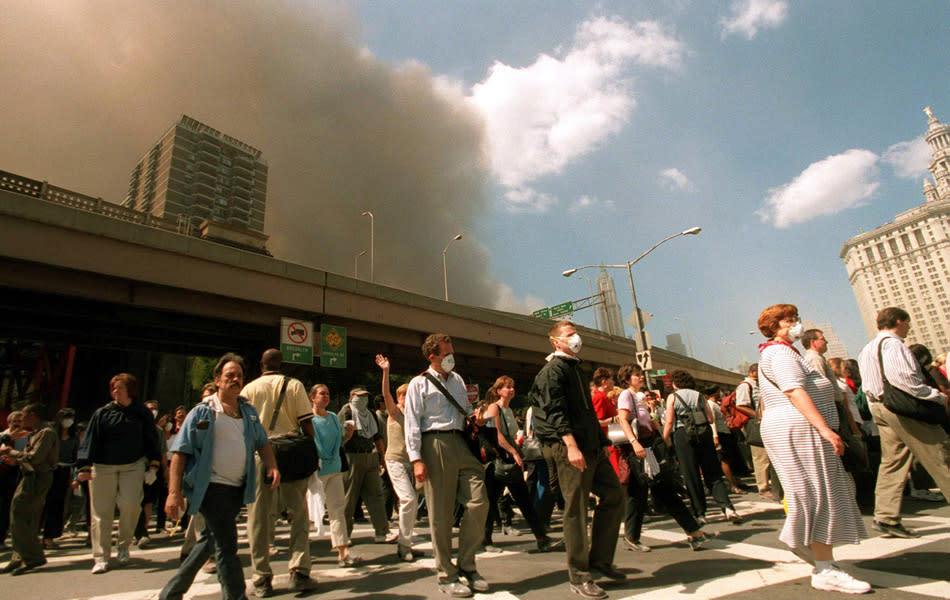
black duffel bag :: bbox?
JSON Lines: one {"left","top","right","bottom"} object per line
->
{"left": 267, "top": 377, "right": 319, "bottom": 482}
{"left": 877, "top": 340, "right": 947, "bottom": 426}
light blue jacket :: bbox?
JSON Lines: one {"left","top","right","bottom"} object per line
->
{"left": 171, "top": 396, "right": 269, "bottom": 514}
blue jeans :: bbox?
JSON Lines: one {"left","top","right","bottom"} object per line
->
{"left": 160, "top": 483, "right": 246, "bottom": 600}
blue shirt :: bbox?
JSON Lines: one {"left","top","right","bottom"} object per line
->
{"left": 171, "top": 396, "right": 269, "bottom": 514}
{"left": 311, "top": 413, "right": 343, "bottom": 475}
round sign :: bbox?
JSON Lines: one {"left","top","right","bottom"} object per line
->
{"left": 286, "top": 321, "right": 308, "bottom": 344}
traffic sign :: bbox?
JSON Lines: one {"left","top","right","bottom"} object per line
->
{"left": 466, "top": 384, "right": 480, "bottom": 405}
{"left": 532, "top": 307, "right": 552, "bottom": 319}
{"left": 280, "top": 318, "right": 313, "bottom": 365}
{"left": 319, "top": 324, "right": 347, "bottom": 368}
{"left": 635, "top": 350, "right": 653, "bottom": 370}
{"left": 550, "top": 301, "right": 574, "bottom": 318}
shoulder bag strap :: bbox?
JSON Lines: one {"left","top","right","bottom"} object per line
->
{"left": 267, "top": 376, "right": 291, "bottom": 433}
{"left": 876, "top": 338, "right": 891, "bottom": 390}
{"left": 422, "top": 372, "right": 470, "bottom": 420}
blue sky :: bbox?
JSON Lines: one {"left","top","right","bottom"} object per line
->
{"left": 353, "top": 0, "right": 950, "bottom": 365}
{"left": 2, "top": 1, "right": 948, "bottom": 370}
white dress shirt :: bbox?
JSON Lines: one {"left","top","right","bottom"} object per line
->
{"left": 403, "top": 367, "right": 470, "bottom": 462}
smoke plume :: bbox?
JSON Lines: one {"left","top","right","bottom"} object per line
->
{"left": 0, "top": 2, "right": 527, "bottom": 309}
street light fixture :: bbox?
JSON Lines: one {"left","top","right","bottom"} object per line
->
{"left": 360, "top": 210, "right": 374, "bottom": 282}
{"left": 442, "top": 233, "right": 463, "bottom": 301}
{"left": 354, "top": 250, "right": 366, "bottom": 279}
{"left": 562, "top": 226, "right": 702, "bottom": 352}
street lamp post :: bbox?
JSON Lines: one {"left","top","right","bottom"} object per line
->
{"left": 675, "top": 316, "right": 694, "bottom": 357}
{"left": 442, "top": 233, "right": 463, "bottom": 301}
{"left": 354, "top": 250, "right": 366, "bottom": 279}
{"left": 360, "top": 210, "right": 374, "bottom": 282}
{"left": 562, "top": 226, "right": 701, "bottom": 353}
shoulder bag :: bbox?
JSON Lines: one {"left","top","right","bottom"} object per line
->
{"left": 423, "top": 372, "right": 497, "bottom": 464}
{"left": 743, "top": 392, "right": 764, "bottom": 447}
{"left": 492, "top": 408, "right": 521, "bottom": 482}
{"left": 268, "top": 376, "right": 320, "bottom": 482}
{"left": 878, "top": 339, "right": 947, "bottom": 425}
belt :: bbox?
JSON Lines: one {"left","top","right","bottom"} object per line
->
{"left": 421, "top": 429, "right": 462, "bottom": 436}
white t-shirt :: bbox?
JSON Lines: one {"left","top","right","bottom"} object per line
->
{"left": 210, "top": 412, "right": 247, "bottom": 487}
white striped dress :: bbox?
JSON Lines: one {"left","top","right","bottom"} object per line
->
{"left": 760, "top": 343, "right": 867, "bottom": 548}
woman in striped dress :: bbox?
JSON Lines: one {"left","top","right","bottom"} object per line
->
{"left": 757, "top": 304, "right": 869, "bottom": 594}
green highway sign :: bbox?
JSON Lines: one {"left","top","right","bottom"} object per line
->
{"left": 550, "top": 301, "right": 574, "bottom": 318}
{"left": 532, "top": 307, "right": 552, "bottom": 319}
{"left": 651, "top": 369, "right": 667, "bottom": 376}
{"left": 319, "top": 324, "right": 347, "bottom": 368}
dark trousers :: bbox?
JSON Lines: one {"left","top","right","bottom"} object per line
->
{"left": 545, "top": 443, "right": 622, "bottom": 585}
{"left": 42, "top": 465, "right": 72, "bottom": 540}
{"left": 0, "top": 467, "right": 19, "bottom": 543}
{"left": 11, "top": 471, "right": 54, "bottom": 565}
{"left": 622, "top": 449, "right": 699, "bottom": 542}
{"left": 672, "top": 427, "right": 733, "bottom": 518}
{"left": 484, "top": 463, "right": 546, "bottom": 545}
{"left": 159, "top": 483, "right": 245, "bottom": 600}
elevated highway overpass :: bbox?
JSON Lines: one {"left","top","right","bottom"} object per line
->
{"left": 0, "top": 188, "right": 742, "bottom": 413}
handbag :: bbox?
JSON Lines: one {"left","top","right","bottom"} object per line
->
{"left": 521, "top": 436, "right": 543, "bottom": 462}
{"left": 423, "top": 372, "right": 497, "bottom": 464}
{"left": 744, "top": 394, "right": 764, "bottom": 447}
{"left": 492, "top": 408, "right": 521, "bottom": 481}
{"left": 268, "top": 377, "right": 320, "bottom": 482}
{"left": 877, "top": 339, "right": 947, "bottom": 425}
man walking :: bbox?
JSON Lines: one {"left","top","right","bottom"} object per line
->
{"left": 241, "top": 349, "right": 317, "bottom": 597}
{"left": 857, "top": 307, "right": 950, "bottom": 537}
{"left": 404, "top": 333, "right": 488, "bottom": 598}
{"left": 529, "top": 321, "right": 623, "bottom": 599}
{"left": 338, "top": 386, "right": 390, "bottom": 542}
{"left": 160, "top": 353, "right": 279, "bottom": 600}
{"left": 0, "top": 404, "right": 59, "bottom": 575}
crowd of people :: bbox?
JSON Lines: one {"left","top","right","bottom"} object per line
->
{"left": 1, "top": 304, "right": 949, "bottom": 599}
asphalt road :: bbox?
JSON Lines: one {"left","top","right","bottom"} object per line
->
{"left": 3, "top": 489, "right": 949, "bottom": 600}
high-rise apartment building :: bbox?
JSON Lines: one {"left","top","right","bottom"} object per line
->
{"left": 840, "top": 107, "right": 950, "bottom": 352}
{"left": 595, "top": 268, "right": 627, "bottom": 338}
{"left": 124, "top": 115, "right": 267, "bottom": 234}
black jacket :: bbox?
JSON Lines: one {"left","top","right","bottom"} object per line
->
{"left": 529, "top": 355, "right": 608, "bottom": 453}
{"left": 77, "top": 401, "right": 161, "bottom": 470}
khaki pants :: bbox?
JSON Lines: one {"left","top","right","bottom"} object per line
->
{"left": 545, "top": 443, "right": 622, "bottom": 585}
{"left": 420, "top": 431, "right": 487, "bottom": 580}
{"left": 320, "top": 471, "right": 348, "bottom": 549}
{"left": 247, "top": 458, "right": 311, "bottom": 581}
{"left": 750, "top": 445, "right": 772, "bottom": 492}
{"left": 870, "top": 402, "right": 950, "bottom": 525}
{"left": 90, "top": 459, "right": 145, "bottom": 561}
{"left": 10, "top": 471, "right": 53, "bottom": 565}
{"left": 343, "top": 452, "right": 389, "bottom": 537}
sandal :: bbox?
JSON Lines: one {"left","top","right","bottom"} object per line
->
{"left": 337, "top": 555, "right": 361, "bottom": 568}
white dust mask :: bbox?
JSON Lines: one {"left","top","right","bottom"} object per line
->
{"left": 441, "top": 353, "right": 456, "bottom": 373}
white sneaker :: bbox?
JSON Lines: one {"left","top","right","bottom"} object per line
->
{"left": 811, "top": 567, "right": 871, "bottom": 594}
{"left": 116, "top": 547, "right": 130, "bottom": 565}
{"left": 91, "top": 560, "right": 109, "bottom": 574}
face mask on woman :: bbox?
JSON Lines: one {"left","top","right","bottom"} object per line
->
{"left": 787, "top": 321, "right": 804, "bottom": 342}
{"left": 62, "top": 418, "right": 75, "bottom": 428}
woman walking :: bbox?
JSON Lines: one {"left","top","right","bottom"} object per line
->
{"left": 757, "top": 304, "right": 869, "bottom": 594}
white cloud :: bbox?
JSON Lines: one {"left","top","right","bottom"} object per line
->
{"left": 502, "top": 186, "right": 558, "bottom": 213}
{"left": 658, "top": 167, "right": 693, "bottom": 191}
{"left": 882, "top": 135, "right": 931, "bottom": 178}
{"left": 468, "top": 16, "right": 683, "bottom": 198}
{"left": 569, "top": 195, "right": 616, "bottom": 212}
{"left": 720, "top": 0, "right": 788, "bottom": 39}
{"left": 758, "top": 149, "right": 879, "bottom": 228}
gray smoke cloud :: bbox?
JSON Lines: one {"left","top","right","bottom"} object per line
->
{"left": 1, "top": 2, "right": 530, "bottom": 310}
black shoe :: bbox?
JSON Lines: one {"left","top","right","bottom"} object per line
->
{"left": 872, "top": 520, "right": 919, "bottom": 538}
{"left": 11, "top": 559, "right": 46, "bottom": 576}
{"left": 590, "top": 564, "right": 627, "bottom": 581}
{"left": 251, "top": 578, "right": 274, "bottom": 598}
{"left": 537, "top": 536, "right": 565, "bottom": 552}
{"left": 288, "top": 572, "right": 318, "bottom": 592}
{"left": 1, "top": 560, "right": 23, "bottom": 574}
{"left": 570, "top": 581, "right": 608, "bottom": 599}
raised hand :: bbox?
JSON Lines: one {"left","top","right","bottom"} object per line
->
{"left": 375, "top": 354, "right": 390, "bottom": 370}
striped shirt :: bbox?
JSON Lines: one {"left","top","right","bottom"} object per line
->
{"left": 857, "top": 331, "right": 942, "bottom": 404}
